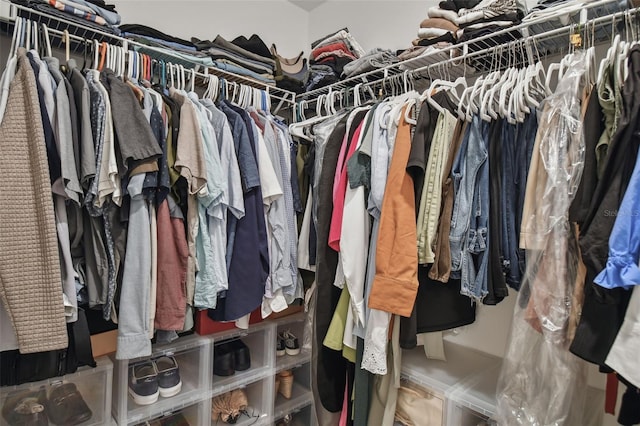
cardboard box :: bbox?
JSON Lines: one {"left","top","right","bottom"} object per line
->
{"left": 90, "top": 329, "right": 118, "bottom": 359}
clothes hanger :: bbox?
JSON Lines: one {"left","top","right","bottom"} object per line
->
{"left": 25, "top": 19, "right": 32, "bottom": 51}
{"left": 463, "top": 75, "right": 483, "bottom": 122}
{"left": 354, "top": 83, "right": 363, "bottom": 107}
{"left": 211, "top": 75, "right": 220, "bottom": 101}
{"left": 115, "top": 46, "right": 122, "bottom": 77}
{"left": 241, "top": 85, "right": 249, "bottom": 109}
{"left": 203, "top": 73, "right": 213, "bottom": 100}
{"left": 8, "top": 17, "right": 22, "bottom": 59}
{"left": 513, "top": 68, "right": 528, "bottom": 123}
{"left": 103, "top": 43, "right": 109, "bottom": 70}
{"left": 219, "top": 78, "right": 226, "bottom": 101}
{"left": 168, "top": 63, "right": 175, "bottom": 88}
{"left": 263, "top": 89, "right": 270, "bottom": 112}
{"left": 18, "top": 17, "right": 27, "bottom": 51}
{"left": 126, "top": 50, "right": 132, "bottom": 79}
{"left": 617, "top": 11, "right": 631, "bottom": 84}
{"left": 247, "top": 86, "right": 254, "bottom": 109}
{"left": 244, "top": 85, "right": 251, "bottom": 108}
{"left": 498, "top": 68, "right": 515, "bottom": 119}
{"left": 159, "top": 60, "right": 166, "bottom": 88}
{"left": 424, "top": 79, "right": 445, "bottom": 114}
{"left": 112, "top": 45, "right": 118, "bottom": 76}
{"left": 132, "top": 51, "right": 139, "bottom": 80}
{"left": 113, "top": 46, "right": 120, "bottom": 75}
{"left": 31, "top": 20, "right": 39, "bottom": 54}
{"left": 597, "top": 24, "right": 619, "bottom": 86}
{"left": 252, "top": 88, "right": 260, "bottom": 110}
{"left": 110, "top": 45, "right": 116, "bottom": 72}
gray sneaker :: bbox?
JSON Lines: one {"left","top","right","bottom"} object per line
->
{"left": 128, "top": 361, "right": 159, "bottom": 406}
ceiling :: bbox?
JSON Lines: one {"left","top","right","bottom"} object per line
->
{"left": 287, "top": 0, "right": 327, "bottom": 11}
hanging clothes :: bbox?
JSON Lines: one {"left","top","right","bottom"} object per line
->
{"left": 496, "top": 51, "right": 589, "bottom": 425}
{"left": 0, "top": 48, "right": 68, "bottom": 354}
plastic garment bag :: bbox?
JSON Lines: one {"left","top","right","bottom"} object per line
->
{"left": 496, "top": 51, "right": 590, "bottom": 426}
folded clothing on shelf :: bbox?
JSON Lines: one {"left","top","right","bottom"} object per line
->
{"left": 428, "top": 0, "right": 524, "bottom": 31}
{"left": 304, "top": 64, "right": 339, "bottom": 91}
{"left": 272, "top": 45, "right": 307, "bottom": 94}
{"left": 307, "top": 28, "right": 367, "bottom": 83}
{"left": 341, "top": 48, "right": 399, "bottom": 78}
{"left": 311, "top": 28, "right": 366, "bottom": 58}
{"left": 12, "top": 0, "right": 121, "bottom": 35}
{"left": 120, "top": 24, "right": 196, "bottom": 50}
{"left": 30, "top": 0, "right": 120, "bottom": 26}
{"left": 413, "top": 33, "right": 457, "bottom": 47}
{"left": 194, "top": 35, "right": 276, "bottom": 68}
{"left": 420, "top": 17, "right": 460, "bottom": 31}
{"left": 232, "top": 34, "right": 272, "bottom": 60}
{"left": 457, "top": 0, "right": 523, "bottom": 25}
{"left": 192, "top": 35, "right": 276, "bottom": 83}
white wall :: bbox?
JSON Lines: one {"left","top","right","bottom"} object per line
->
{"left": 308, "top": 0, "right": 438, "bottom": 52}
{"left": 111, "top": 0, "right": 309, "bottom": 58}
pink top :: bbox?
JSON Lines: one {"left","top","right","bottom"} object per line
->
{"left": 328, "top": 121, "right": 364, "bottom": 252}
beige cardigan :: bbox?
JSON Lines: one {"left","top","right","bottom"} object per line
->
{"left": 0, "top": 48, "right": 68, "bottom": 354}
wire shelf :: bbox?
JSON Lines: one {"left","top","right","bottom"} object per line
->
{"left": 297, "top": 0, "right": 634, "bottom": 105}
{"left": 0, "top": 0, "right": 297, "bottom": 106}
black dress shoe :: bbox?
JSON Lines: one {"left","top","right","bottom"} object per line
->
{"left": 230, "top": 339, "right": 251, "bottom": 372}
{"left": 1, "top": 388, "right": 48, "bottom": 426}
{"left": 214, "top": 343, "right": 235, "bottom": 377}
{"left": 47, "top": 383, "right": 92, "bottom": 425}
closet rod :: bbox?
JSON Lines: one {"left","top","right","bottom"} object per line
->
{"left": 0, "top": 0, "right": 297, "bottom": 107}
{"left": 297, "top": 0, "right": 630, "bottom": 102}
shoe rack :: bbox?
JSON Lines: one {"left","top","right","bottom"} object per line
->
{"left": 0, "top": 356, "right": 113, "bottom": 426}
{"left": 273, "top": 314, "right": 314, "bottom": 425}
{"left": 209, "top": 312, "right": 315, "bottom": 426}
{"left": 107, "top": 312, "right": 314, "bottom": 426}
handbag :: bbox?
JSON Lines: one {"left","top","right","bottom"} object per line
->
{"left": 211, "top": 389, "right": 248, "bottom": 424}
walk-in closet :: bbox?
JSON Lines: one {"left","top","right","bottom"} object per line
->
{"left": 0, "top": 0, "right": 638, "bottom": 425}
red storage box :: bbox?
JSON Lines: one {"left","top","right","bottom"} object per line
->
{"left": 194, "top": 308, "right": 264, "bottom": 335}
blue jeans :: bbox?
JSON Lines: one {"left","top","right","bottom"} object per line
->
{"left": 500, "top": 121, "right": 519, "bottom": 288}
{"left": 515, "top": 112, "right": 539, "bottom": 287}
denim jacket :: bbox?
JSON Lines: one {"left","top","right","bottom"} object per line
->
{"left": 449, "top": 115, "right": 490, "bottom": 300}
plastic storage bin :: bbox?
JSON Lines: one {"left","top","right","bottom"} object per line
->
{"left": 274, "top": 362, "right": 312, "bottom": 423}
{"left": 211, "top": 323, "right": 275, "bottom": 396}
{"left": 401, "top": 342, "right": 501, "bottom": 426}
{"left": 446, "top": 363, "right": 502, "bottom": 425}
{"left": 0, "top": 356, "right": 113, "bottom": 426}
{"left": 132, "top": 399, "right": 211, "bottom": 426}
{"left": 273, "top": 403, "right": 314, "bottom": 426}
{"left": 111, "top": 334, "right": 213, "bottom": 425}
{"left": 445, "top": 362, "right": 605, "bottom": 426}
{"left": 211, "top": 376, "right": 274, "bottom": 426}
{"left": 274, "top": 313, "right": 310, "bottom": 374}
